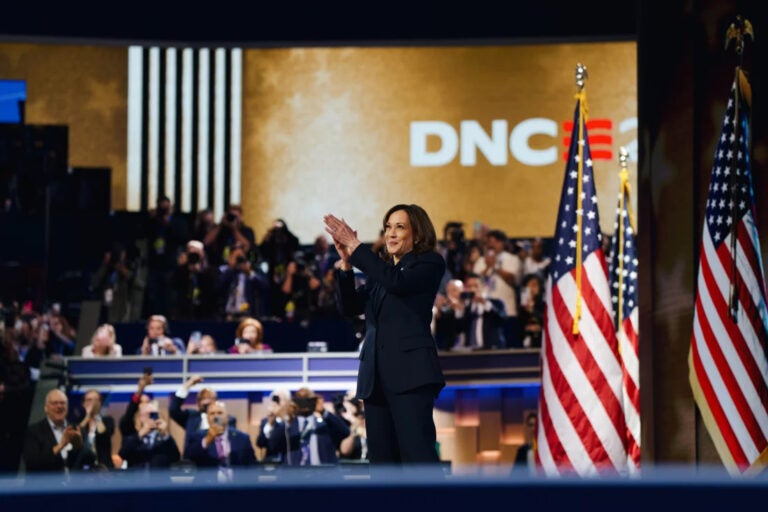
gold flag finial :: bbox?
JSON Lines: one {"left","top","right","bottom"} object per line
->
{"left": 619, "top": 146, "right": 629, "bottom": 169}
{"left": 575, "top": 63, "right": 588, "bottom": 91}
{"left": 725, "top": 15, "right": 754, "bottom": 54}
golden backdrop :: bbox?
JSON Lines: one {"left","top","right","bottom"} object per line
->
{"left": 243, "top": 42, "right": 636, "bottom": 243}
{"left": 0, "top": 43, "right": 128, "bottom": 208}
{"left": 0, "top": 41, "right": 634, "bottom": 246}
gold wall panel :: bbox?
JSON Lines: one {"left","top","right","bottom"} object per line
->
{"left": 243, "top": 43, "right": 636, "bottom": 243}
{"left": 0, "top": 43, "right": 128, "bottom": 209}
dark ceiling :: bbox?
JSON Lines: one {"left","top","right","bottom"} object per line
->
{"left": 0, "top": 3, "right": 638, "bottom": 45}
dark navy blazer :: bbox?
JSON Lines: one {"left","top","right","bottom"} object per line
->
{"left": 337, "top": 247, "right": 446, "bottom": 399}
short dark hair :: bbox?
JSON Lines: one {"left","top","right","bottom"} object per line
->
{"left": 381, "top": 204, "right": 437, "bottom": 256}
{"left": 487, "top": 229, "right": 507, "bottom": 243}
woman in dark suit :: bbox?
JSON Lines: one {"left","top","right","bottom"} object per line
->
{"left": 324, "top": 204, "right": 445, "bottom": 466}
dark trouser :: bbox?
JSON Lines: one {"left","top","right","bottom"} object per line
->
{"left": 364, "top": 366, "right": 440, "bottom": 465}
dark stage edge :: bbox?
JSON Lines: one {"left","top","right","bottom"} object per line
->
{"left": 2, "top": 464, "right": 768, "bottom": 511}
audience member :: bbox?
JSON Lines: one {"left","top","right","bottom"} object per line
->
{"left": 77, "top": 388, "right": 115, "bottom": 470}
{"left": 278, "top": 257, "right": 320, "bottom": 323}
{"left": 519, "top": 273, "right": 545, "bottom": 348}
{"left": 204, "top": 204, "right": 257, "bottom": 268}
{"left": 170, "top": 240, "right": 219, "bottom": 320}
{"left": 42, "top": 312, "right": 77, "bottom": 359}
{"left": 229, "top": 317, "right": 272, "bottom": 354}
{"left": 255, "top": 388, "right": 291, "bottom": 463}
{"left": 186, "top": 333, "right": 221, "bottom": 355}
{"left": 118, "top": 399, "right": 180, "bottom": 469}
{"left": 472, "top": 229, "right": 521, "bottom": 347}
{"left": 143, "top": 195, "right": 190, "bottom": 317}
{"left": 168, "top": 374, "right": 235, "bottom": 457}
{"left": 432, "top": 278, "right": 465, "bottom": 351}
{"left": 119, "top": 371, "right": 153, "bottom": 438}
{"left": 512, "top": 411, "right": 538, "bottom": 476}
{"left": 137, "top": 315, "right": 186, "bottom": 356}
{"left": 522, "top": 237, "right": 551, "bottom": 280}
{"left": 259, "top": 218, "right": 300, "bottom": 316}
{"left": 81, "top": 323, "right": 123, "bottom": 357}
{"left": 23, "top": 389, "right": 94, "bottom": 473}
{"left": 184, "top": 400, "right": 256, "bottom": 478}
{"left": 440, "top": 221, "right": 468, "bottom": 280}
{"left": 338, "top": 395, "right": 368, "bottom": 462}
{"left": 217, "top": 242, "right": 270, "bottom": 321}
{"left": 261, "top": 387, "right": 349, "bottom": 466}
{"left": 456, "top": 273, "right": 507, "bottom": 350}
{"left": 192, "top": 208, "right": 217, "bottom": 262}
{"left": 88, "top": 240, "right": 141, "bottom": 323}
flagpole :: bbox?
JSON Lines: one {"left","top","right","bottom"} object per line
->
{"left": 617, "top": 147, "right": 630, "bottom": 332}
{"left": 572, "top": 63, "right": 588, "bottom": 335}
{"left": 725, "top": 15, "right": 753, "bottom": 320}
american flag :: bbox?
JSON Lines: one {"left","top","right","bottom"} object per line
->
{"left": 536, "top": 90, "right": 628, "bottom": 476}
{"left": 688, "top": 71, "right": 768, "bottom": 475}
{"left": 608, "top": 161, "right": 640, "bottom": 473}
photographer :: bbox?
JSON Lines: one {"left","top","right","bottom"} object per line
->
{"left": 441, "top": 221, "right": 467, "bottom": 280}
{"left": 170, "top": 240, "right": 218, "bottom": 320}
{"left": 263, "top": 387, "right": 349, "bottom": 466}
{"left": 204, "top": 204, "right": 256, "bottom": 267}
{"left": 143, "top": 195, "right": 190, "bottom": 317}
{"left": 278, "top": 253, "right": 321, "bottom": 323}
{"left": 217, "top": 243, "right": 270, "bottom": 320}
{"left": 89, "top": 241, "right": 140, "bottom": 323}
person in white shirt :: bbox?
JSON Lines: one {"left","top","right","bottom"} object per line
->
{"left": 473, "top": 230, "right": 522, "bottom": 347}
{"left": 81, "top": 323, "right": 123, "bottom": 357}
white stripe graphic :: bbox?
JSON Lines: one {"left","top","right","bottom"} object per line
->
{"left": 126, "top": 46, "right": 143, "bottom": 211}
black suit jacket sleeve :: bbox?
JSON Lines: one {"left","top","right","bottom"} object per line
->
{"left": 169, "top": 393, "right": 192, "bottom": 428}
{"left": 119, "top": 397, "right": 140, "bottom": 437}
{"left": 322, "top": 412, "right": 351, "bottom": 449}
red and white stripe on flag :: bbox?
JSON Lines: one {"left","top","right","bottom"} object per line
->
{"left": 536, "top": 90, "right": 628, "bottom": 476}
{"left": 689, "top": 72, "right": 768, "bottom": 475}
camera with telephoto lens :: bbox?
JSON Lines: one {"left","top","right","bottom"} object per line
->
{"left": 187, "top": 252, "right": 201, "bottom": 264}
{"left": 293, "top": 396, "right": 318, "bottom": 417}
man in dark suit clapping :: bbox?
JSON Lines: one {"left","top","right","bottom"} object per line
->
{"left": 23, "top": 389, "right": 95, "bottom": 473}
{"left": 457, "top": 273, "right": 508, "bottom": 350}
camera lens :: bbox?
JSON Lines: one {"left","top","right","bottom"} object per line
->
{"left": 187, "top": 252, "right": 201, "bottom": 264}
{"left": 236, "top": 255, "right": 246, "bottom": 265}
{"left": 226, "top": 213, "right": 236, "bottom": 222}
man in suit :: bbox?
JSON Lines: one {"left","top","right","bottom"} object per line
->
{"left": 169, "top": 374, "right": 235, "bottom": 457}
{"left": 118, "top": 399, "right": 180, "bottom": 469}
{"left": 184, "top": 401, "right": 256, "bottom": 473}
{"left": 457, "top": 273, "right": 507, "bottom": 350}
{"left": 77, "top": 388, "right": 115, "bottom": 469}
{"left": 23, "top": 388, "right": 95, "bottom": 473}
{"left": 263, "top": 387, "right": 349, "bottom": 466}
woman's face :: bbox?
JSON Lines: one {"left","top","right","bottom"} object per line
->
{"left": 93, "top": 330, "right": 112, "bottom": 349}
{"left": 242, "top": 325, "right": 258, "bottom": 343}
{"left": 384, "top": 209, "right": 414, "bottom": 262}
